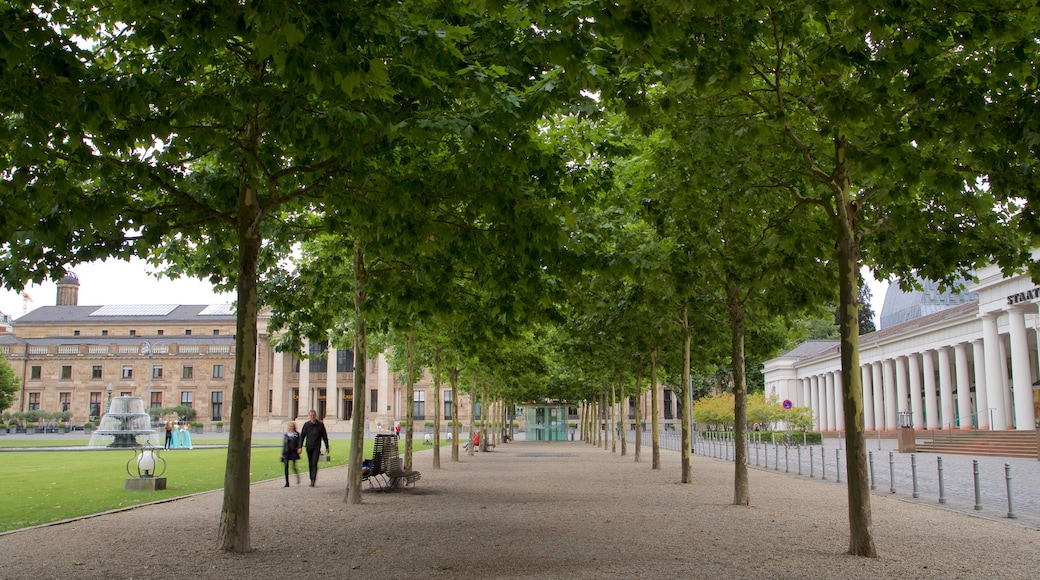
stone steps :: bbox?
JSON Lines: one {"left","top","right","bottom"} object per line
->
{"left": 917, "top": 430, "right": 1038, "bottom": 459}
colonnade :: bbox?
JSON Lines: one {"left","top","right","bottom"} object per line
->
{"left": 787, "top": 308, "right": 1038, "bottom": 433}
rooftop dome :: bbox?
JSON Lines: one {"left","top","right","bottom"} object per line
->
{"left": 57, "top": 272, "right": 80, "bottom": 285}
{"left": 879, "top": 276, "right": 977, "bottom": 329}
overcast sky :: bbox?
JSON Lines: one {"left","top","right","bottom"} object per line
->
{"left": 0, "top": 257, "right": 233, "bottom": 319}
{"left": 0, "top": 257, "right": 890, "bottom": 326}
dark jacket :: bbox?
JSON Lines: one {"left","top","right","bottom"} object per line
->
{"left": 299, "top": 420, "right": 329, "bottom": 452}
{"left": 282, "top": 432, "right": 301, "bottom": 460}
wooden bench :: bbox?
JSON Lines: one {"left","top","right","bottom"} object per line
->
{"left": 386, "top": 457, "right": 421, "bottom": 490}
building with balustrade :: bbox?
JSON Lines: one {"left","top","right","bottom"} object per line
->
{"left": 0, "top": 273, "right": 474, "bottom": 433}
{"left": 764, "top": 262, "right": 1040, "bottom": 433}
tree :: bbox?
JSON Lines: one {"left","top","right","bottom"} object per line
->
{"left": 594, "top": 0, "right": 1039, "bottom": 556}
{"left": 2, "top": 0, "right": 599, "bottom": 552}
{"left": 0, "top": 358, "right": 18, "bottom": 413}
{"left": 674, "top": 2, "right": 1038, "bottom": 556}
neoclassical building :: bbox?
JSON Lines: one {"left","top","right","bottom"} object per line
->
{"left": 765, "top": 263, "right": 1040, "bottom": 433}
{"left": 0, "top": 274, "right": 471, "bottom": 432}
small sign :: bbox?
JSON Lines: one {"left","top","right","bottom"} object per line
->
{"left": 782, "top": 399, "right": 793, "bottom": 410}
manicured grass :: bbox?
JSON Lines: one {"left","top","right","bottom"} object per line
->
{"left": 0, "top": 437, "right": 283, "bottom": 448}
{"left": 0, "top": 444, "right": 351, "bottom": 533}
{"left": 0, "top": 439, "right": 91, "bottom": 447}
{"left": 0, "top": 439, "right": 442, "bottom": 533}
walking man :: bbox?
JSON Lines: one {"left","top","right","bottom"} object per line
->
{"left": 298, "top": 410, "right": 329, "bottom": 487}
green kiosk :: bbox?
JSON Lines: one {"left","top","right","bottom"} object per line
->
{"left": 521, "top": 404, "right": 569, "bottom": 441}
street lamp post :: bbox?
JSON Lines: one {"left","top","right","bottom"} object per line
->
{"left": 141, "top": 341, "right": 165, "bottom": 425}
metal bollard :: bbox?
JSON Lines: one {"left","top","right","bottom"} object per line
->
{"left": 785, "top": 445, "right": 789, "bottom": 473}
{"left": 973, "top": 460, "right": 983, "bottom": 511}
{"left": 889, "top": 451, "right": 896, "bottom": 493}
{"left": 911, "top": 454, "right": 919, "bottom": 499}
{"left": 868, "top": 451, "right": 876, "bottom": 490}
{"left": 822, "top": 448, "right": 827, "bottom": 481}
{"left": 809, "top": 446, "right": 815, "bottom": 478}
{"left": 797, "top": 445, "right": 803, "bottom": 476}
{"left": 755, "top": 439, "right": 759, "bottom": 466}
{"left": 938, "top": 456, "right": 947, "bottom": 504}
{"left": 1005, "top": 463, "right": 1016, "bottom": 519}
{"left": 835, "top": 448, "right": 842, "bottom": 484}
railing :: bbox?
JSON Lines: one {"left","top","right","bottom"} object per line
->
{"left": 627, "top": 429, "right": 1036, "bottom": 524}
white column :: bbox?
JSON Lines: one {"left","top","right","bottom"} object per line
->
{"left": 1007, "top": 308, "right": 1036, "bottom": 430}
{"left": 883, "top": 359, "right": 897, "bottom": 430}
{"left": 908, "top": 353, "right": 925, "bottom": 429}
{"left": 954, "top": 343, "right": 973, "bottom": 429}
{"left": 802, "top": 378, "right": 811, "bottom": 410}
{"left": 982, "top": 313, "right": 1008, "bottom": 430}
{"left": 1001, "top": 337, "right": 1013, "bottom": 425}
{"left": 299, "top": 342, "right": 311, "bottom": 418}
{"left": 271, "top": 344, "right": 285, "bottom": 417}
{"left": 937, "top": 347, "right": 954, "bottom": 429}
{"left": 861, "top": 365, "right": 875, "bottom": 431}
{"left": 825, "top": 373, "right": 836, "bottom": 431}
{"left": 894, "top": 356, "right": 909, "bottom": 414}
{"left": 810, "top": 375, "right": 821, "bottom": 430}
{"left": 872, "top": 363, "right": 885, "bottom": 431}
{"left": 972, "top": 339, "right": 990, "bottom": 430}
{"left": 922, "top": 350, "right": 939, "bottom": 429}
{"left": 327, "top": 346, "right": 338, "bottom": 419}
{"left": 834, "top": 372, "right": 845, "bottom": 431}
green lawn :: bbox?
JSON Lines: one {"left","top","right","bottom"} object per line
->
{"left": 0, "top": 439, "right": 443, "bottom": 533}
{"left": 0, "top": 438, "right": 282, "bottom": 448}
{"left": 0, "top": 443, "right": 353, "bottom": 533}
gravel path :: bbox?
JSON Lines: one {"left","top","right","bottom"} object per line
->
{"left": 0, "top": 440, "right": 1037, "bottom": 579}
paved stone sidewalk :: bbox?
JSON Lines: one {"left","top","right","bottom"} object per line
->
{"left": 637, "top": 430, "right": 1040, "bottom": 529}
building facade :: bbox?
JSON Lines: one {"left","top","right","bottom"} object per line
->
{"left": 764, "top": 262, "right": 1040, "bottom": 433}
{"left": 1, "top": 275, "right": 474, "bottom": 433}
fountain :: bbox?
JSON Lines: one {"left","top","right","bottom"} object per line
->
{"left": 88, "top": 396, "right": 162, "bottom": 448}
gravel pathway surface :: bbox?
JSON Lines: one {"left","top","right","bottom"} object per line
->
{"left": 1, "top": 439, "right": 1037, "bottom": 579}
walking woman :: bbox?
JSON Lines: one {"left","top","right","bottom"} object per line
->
{"left": 281, "top": 422, "right": 301, "bottom": 487}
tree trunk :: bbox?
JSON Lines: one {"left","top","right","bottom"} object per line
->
{"left": 619, "top": 371, "right": 627, "bottom": 456}
{"left": 610, "top": 379, "right": 617, "bottom": 453}
{"left": 450, "top": 366, "right": 460, "bottom": 462}
{"left": 633, "top": 364, "right": 642, "bottom": 463}
{"left": 404, "top": 331, "right": 415, "bottom": 470}
{"left": 345, "top": 242, "right": 368, "bottom": 505}
{"left": 216, "top": 117, "right": 262, "bottom": 554}
{"left": 651, "top": 345, "right": 660, "bottom": 470}
{"left": 433, "top": 346, "right": 441, "bottom": 469}
{"left": 467, "top": 371, "right": 477, "bottom": 456}
{"left": 680, "top": 303, "right": 692, "bottom": 483}
{"left": 727, "top": 283, "right": 750, "bottom": 506}
{"left": 830, "top": 136, "right": 877, "bottom": 557}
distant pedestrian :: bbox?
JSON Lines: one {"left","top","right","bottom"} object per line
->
{"left": 281, "top": 422, "right": 301, "bottom": 487}
{"left": 395, "top": 422, "right": 401, "bottom": 437}
{"left": 164, "top": 421, "right": 173, "bottom": 449}
{"left": 298, "top": 410, "right": 329, "bottom": 487}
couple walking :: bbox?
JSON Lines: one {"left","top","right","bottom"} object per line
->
{"left": 281, "top": 410, "right": 330, "bottom": 487}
